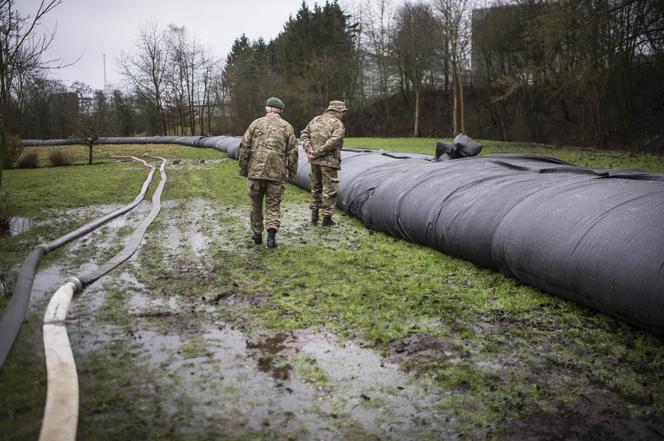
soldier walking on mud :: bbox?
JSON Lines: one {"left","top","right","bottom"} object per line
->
{"left": 300, "top": 100, "right": 347, "bottom": 226}
{"left": 239, "top": 97, "right": 298, "bottom": 248}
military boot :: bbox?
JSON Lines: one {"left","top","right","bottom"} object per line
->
{"left": 311, "top": 209, "right": 319, "bottom": 225}
{"left": 321, "top": 215, "right": 335, "bottom": 226}
{"left": 267, "top": 228, "right": 277, "bottom": 248}
{"left": 251, "top": 232, "right": 262, "bottom": 245}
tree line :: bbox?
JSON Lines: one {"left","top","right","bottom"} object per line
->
{"left": 2, "top": 0, "right": 664, "bottom": 188}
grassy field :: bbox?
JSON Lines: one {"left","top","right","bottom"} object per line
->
{"left": 1, "top": 139, "right": 663, "bottom": 440}
{"left": 346, "top": 137, "right": 664, "bottom": 172}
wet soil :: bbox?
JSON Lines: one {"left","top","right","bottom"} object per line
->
{"left": 3, "top": 189, "right": 664, "bottom": 440}
{"left": 506, "top": 391, "right": 664, "bottom": 441}
{"left": 65, "top": 273, "right": 455, "bottom": 439}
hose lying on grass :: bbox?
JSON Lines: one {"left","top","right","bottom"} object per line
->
{"left": 21, "top": 137, "right": 664, "bottom": 336}
{"left": 23, "top": 135, "right": 243, "bottom": 159}
{"left": 39, "top": 157, "right": 167, "bottom": 441}
{"left": 0, "top": 156, "right": 156, "bottom": 368}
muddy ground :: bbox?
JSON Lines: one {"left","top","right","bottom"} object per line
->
{"left": 1, "top": 157, "right": 663, "bottom": 441}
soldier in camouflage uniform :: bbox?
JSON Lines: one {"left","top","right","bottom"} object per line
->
{"left": 300, "top": 100, "right": 347, "bottom": 226}
{"left": 239, "top": 97, "right": 298, "bottom": 248}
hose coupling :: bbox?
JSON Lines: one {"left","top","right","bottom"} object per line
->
{"left": 66, "top": 277, "right": 83, "bottom": 294}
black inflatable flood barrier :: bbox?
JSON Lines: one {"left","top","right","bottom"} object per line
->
{"left": 334, "top": 151, "right": 664, "bottom": 336}
{"left": 22, "top": 137, "right": 664, "bottom": 335}
{"left": 23, "top": 135, "right": 243, "bottom": 159}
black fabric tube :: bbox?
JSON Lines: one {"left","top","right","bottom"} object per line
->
{"left": 336, "top": 153, "right": 664, "bottom": 335}
{"left": 22, "top": 136, "right": 244, "bottom": 159}
{"left": 0, "top": 248, "right": 46, "bottom": 367}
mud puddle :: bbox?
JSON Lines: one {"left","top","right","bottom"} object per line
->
{"left": 160, "top": 198, "right": 215, "bottom": 256}
{"left": 62, "top": 252, "right": 456, "bottom": 440}
{"left": 124, "top": 323, "right": 455, "bottom": 440}
{"left": 157, "top": 197, "right": 365, "bottom": 258}
{"left": 28, "top": 261, "right": 99, "bottom": 308}
{"left": 65, "top": 202, "right": 152, "bottom": 257}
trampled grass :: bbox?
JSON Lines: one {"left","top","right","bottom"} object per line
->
{"left": 1, "top": 140, "right": 663, "bottom": 440}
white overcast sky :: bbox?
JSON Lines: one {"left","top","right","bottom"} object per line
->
{"left": 16, "top": 0, "right": 329, "bottom": 90}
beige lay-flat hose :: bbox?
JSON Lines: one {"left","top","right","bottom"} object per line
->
{"left": 39, "top": 279, "right": 81, "bottom": 441}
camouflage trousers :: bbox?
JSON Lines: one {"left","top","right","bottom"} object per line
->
{"left": 248, "top": 179, "right": 284, "bottom": 234}
{"left": 309, "top": 164, "right": 338, "bottom": 217}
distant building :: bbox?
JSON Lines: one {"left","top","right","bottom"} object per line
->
{"left": 102, "top": 83, "right": 114, "bottom": 101}
{"left": 360, "top": 49, "right": 401, "bottom": 98}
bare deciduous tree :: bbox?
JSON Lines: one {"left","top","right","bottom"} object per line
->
{"left": 434, "top": 0, "right": 472, "bottom": 135}
{"left": 362, "top": 0, "right": 395, "bottom": 100}
{"left": 119, "top": 22, "right": 169, "bottom": 135}
{"left": 391, "top": 2, "right": 439, "bottom": 137}
{"left": 0, "top": 0, "right": 61, "bottom": 189}
{"left": 197, "top": 48, "right": 218, "bottom": 135}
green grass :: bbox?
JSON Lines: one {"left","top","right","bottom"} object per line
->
{"left": 180, "top": 337, "right": 209, "bottom": 358}
{"left": 18, "top": 143, "right": 225, "bottom": 167}
{"left": 292, "top": 355, "right": 329, "bottom": 386}
{"left": 345, "top": 137, "right": 664, "bottom": 172}
{"left": 1, "top": 139, "right": 663, "bottom": 439}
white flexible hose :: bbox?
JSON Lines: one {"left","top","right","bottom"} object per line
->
{"left": 39, "top": 280, "right": 80, "bottom": 441}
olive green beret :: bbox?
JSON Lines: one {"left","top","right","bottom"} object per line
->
{"left": 266, "top": 97, "right": 285, "bottom": 109}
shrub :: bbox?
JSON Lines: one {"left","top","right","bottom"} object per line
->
{"left": 2, "top": 134, "right": 23, "bottom": 169}
{"left": 48, "top": 150, "right": 73, "bottom": 166}
{"left": 16, "top": 152, "right": 39, "bottom": 169}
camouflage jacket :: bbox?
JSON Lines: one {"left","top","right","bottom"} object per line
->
{"left": 239, "top": 113, "right": 298, "bottom": 182}
{"left": 300, "top": 111, "right": 345, "bottom": 170}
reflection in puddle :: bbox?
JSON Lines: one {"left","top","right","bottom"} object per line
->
{"left": 190, "top": 230, "right": 208, "bottom": 255}
{"left": 29, "top": 261, "right": 99, "bottom": 307}
{"left": 126, "top": 291, "right": 178, "bottom": 312}
{"left": 8, "top": 216, "right": 33, "bottom": 236}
